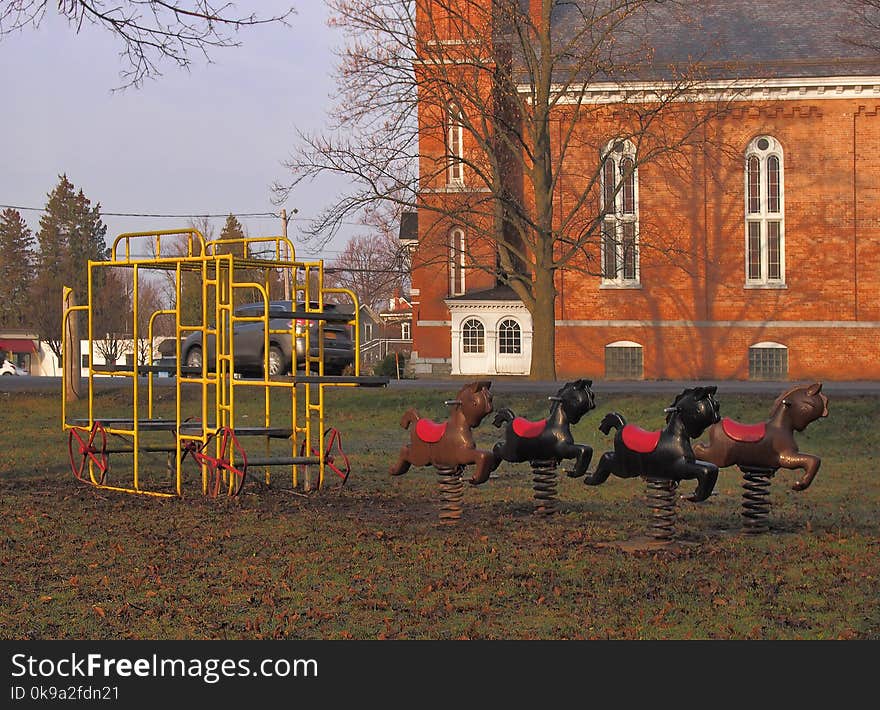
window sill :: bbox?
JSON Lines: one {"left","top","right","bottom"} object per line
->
{"left": 425, "top": 185, "right": 492, "bottom": 194}
{"left": 744, "top": 282, "right": 787, "bottom": 289}
{"left": 599, "top": 282, "right": 642, "bottom": 290}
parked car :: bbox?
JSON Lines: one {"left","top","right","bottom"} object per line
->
{"left": 180, "top": 300, "right": 355, "bottom": 377}
{"left": 0, "top": 359, "right": 27, "bottom": 376}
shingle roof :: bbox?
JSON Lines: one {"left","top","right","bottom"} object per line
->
{"left": 544, "top": 0, "right": 880, "bottom": 81}
{"left": 446, "top": 285, "right": 522, "bottom": 302}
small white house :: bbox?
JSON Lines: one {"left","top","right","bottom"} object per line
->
{"left": 23, "top": 338, "right": 161, "bottom": 377}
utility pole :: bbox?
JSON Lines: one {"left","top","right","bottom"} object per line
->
{"left": 281, "top": 208, "right": 291, "bottom": 302}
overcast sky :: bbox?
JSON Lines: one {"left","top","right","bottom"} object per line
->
{"left": 0, "top": 2, "right": 358, "bottom": 260}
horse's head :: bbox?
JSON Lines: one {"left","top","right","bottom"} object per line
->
{"left": 772, "top": 382, "right": 829, "bottom": 432}
{"left": 455, "top": 380, "right": 494, "bottom": 427}
{"left": 555, "top": 379, "right": 596, "bottom": 424}
{"left": 667, "top": 385, "right": 721, "bottom": 439}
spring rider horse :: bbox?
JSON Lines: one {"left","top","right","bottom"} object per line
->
{"left": 693, "top": 382, "right": 828, "bottom": 533}
{"left": 582, "top": 386, "right": 722, "bottom": 542}
{"left": 390, "top": 381, "right": 496, "bottom": 524}
{"left": 491, "top": 379, "right": 596, "bottom": 515}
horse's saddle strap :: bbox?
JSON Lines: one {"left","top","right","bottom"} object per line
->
{"left": 512, "top": 417, "right": 547, "bottom": 438}
{"left": 622, "top": 425, "right": 661, "bottom": 453}
{"left": 415, "top": 419, "right": 447, "bottom": 444}
{"left": 721, "top": 417, "right": 766, "bottom": 443}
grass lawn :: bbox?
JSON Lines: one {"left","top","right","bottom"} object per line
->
{"left": 0, "top": 383, "right": 878, "bottom": 640}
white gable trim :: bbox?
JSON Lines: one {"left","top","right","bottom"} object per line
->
{"left": 533, "top": 75, "right": 880, "bottom": 105}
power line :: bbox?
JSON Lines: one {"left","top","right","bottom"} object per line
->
{"left": 1, "top": 204, "right": 280, "bottom": 219}
{"left": 0, "top": 204, "right": 368, "bottom": 227}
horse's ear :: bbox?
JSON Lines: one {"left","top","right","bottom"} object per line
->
{"left": 807, "top": 382, "right": 822, "bottom": 396}
{"left": 585, "top": 379, "right": 593, "bottom": 387}
{"left": 705, "top": 385, "right": 718, "bottom": 395}
{"left": 475, "top": 380, "right": 492, "bottom": 392}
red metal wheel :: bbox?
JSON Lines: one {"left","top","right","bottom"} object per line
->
{"left": 323, "top": 427, "right": 351, "bottom": 486}
{"left": 213, "top": 427, "right": 248, "bottom": 497}
{"left": 190, "top": 427, "right": 248, "bottom": 497}
{"left": 299, "top": 427, "right": 351, "bottom": 487}
{"left": 67, "top": 422, "right": 108, "bottom": 485}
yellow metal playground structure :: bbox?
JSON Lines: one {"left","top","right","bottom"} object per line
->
{"left": 62, "top": 228, "right": 389, "bottom": 499}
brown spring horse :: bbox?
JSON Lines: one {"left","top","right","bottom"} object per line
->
{"left": 390, "top": 381, "right": 496, "bottom": 485}
{"left": 693, "top": 382, "right": 829, "bottom": 490}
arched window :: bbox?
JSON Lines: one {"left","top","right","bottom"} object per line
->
{"left": 447, "top": 102, "right": 465, "bottom": 186}
{"left": 600, "top": 139, "right": 639, "bottom": 285}
{"left": 749, "top": 341, "right": 788, "bottom": 380}
{"left": 745, "top": 136, "right": 784, "bottom": 285}
{"left": 498, "top": 319, "right": 521, "bottom": 354}
{"left": 449, "top": 227, "right": 466, "bottom": 296}
{"left": 601, "top": 140, "right": 639, "bottom": 286}
{"left": 462, "top": 318, "right": 485, "bottom": 353}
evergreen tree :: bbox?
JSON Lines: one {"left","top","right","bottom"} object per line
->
{"left": 0, "top": 208, "right": 35, "bottom": 329}
{"left": 31, "top": 174, "right": 108, "bottom": 358}
{"left": 217, "top": 214, "right": 246, "bottom": 256}
{"left": 216, "top": 214, "right": 262, "bottom": 306}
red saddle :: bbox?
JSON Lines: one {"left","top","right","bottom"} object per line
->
{"left": 621, "top": 424, "right": 661, "bottom": 454}
{"left": 721, "top": 417, "right": 766, "bottom": 443}
{"left": 512, "top": 417, "right": 547, "bottom": 438}
{"left": 415, "top": 419, "right": 447, "bottom": 444}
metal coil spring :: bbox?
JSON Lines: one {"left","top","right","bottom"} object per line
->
{"left": 531, "top": 460, "right": 558, "bottom": 516}
{"left": 645, "top": 478, "right": 678, "bottom": 541}
{"left": 437, "top": 465, "right": 464, "bottom": 524}
{"left": 741, "top": 468, "right": 774, "bottom": 534}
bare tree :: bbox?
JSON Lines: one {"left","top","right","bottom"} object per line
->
{"left": 92, "top": 264, "right": 132, "bottom": 366}
{"left": 0, "top": 1, "right": 295, "bottom": 88}
{"left": 844, "top": 1, "right": 880, "bottom": 52}
{"left": 278, "top": 0, "right": 738, "bottom": 379}
{"left": 136, "top": 276, "right": 169, "bottom": 363}
{"left": 144, "top": 217, "right": 214, "bottom": 326}
{"left": 326, "top": 205, "right": 410, "bottom": 311}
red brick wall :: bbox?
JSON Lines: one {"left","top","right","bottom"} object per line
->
{"left": 413, "top": 98, "right": 880, "bottom": 378}
{"left": 411, "top": 3, "right": 880, "bottom": 379}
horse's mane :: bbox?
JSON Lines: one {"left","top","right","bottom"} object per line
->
{"left": 770, "top": 384, "right": 804, "bottom": 416}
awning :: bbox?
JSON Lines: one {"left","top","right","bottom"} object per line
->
{"left": 0, "top": 339, "right": 36, "bottom": 353}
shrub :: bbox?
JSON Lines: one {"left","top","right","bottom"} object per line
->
{"left": 373, "top": 352, "right": 408, "bottom": 378}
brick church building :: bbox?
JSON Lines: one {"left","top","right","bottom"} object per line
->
{"left": 407, "top": 0, "right": 880, "bottom": 380}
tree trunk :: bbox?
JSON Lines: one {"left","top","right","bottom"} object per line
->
{"left": 529, "top": 267, "right": 556, "bottom": 380}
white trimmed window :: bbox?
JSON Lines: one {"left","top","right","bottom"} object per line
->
{"left": 447, "top": 102, "right": 465, "bottom": 186}
{"left": 745, "top": 136, "right": 785, "bottom": 286}
{"left": 600, "top": 139, "right": 639, "bottom": 286}
{"left": 605, "top": 340, "right": 643, "bottom": 379}
{"left": 364, "top": 323, "right": 373, "bottom": 342}
{"left": 462, "top": 318, "right": 485, "bottom": 353}
{"left": 401, "top": 322, "right": 411, "bottom": 340}
{"left": 449, "top": 227, "right": 466, "bottom": 296}
{"left": 749, "top": 341, "right": 788, "bottom": 380}
{"left": 498, "top": 318, "right": 521, "bottom": 354}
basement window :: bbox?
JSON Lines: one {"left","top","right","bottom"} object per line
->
{"left": 749, "top": 342, "right": 788, "bottom": 380}
{"left": 605, "top": 341, "right": 643, "bottom": 379}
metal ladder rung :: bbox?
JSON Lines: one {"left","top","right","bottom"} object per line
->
{"left": 245, "top": 456, "right": 321, "bottom": 467}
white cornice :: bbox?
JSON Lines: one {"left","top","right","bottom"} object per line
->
{"left": 445, "top": 299, "right": 529, "bottom": 311}
{"left": 531, "top": 76, "right": 880, "bottom": 104}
